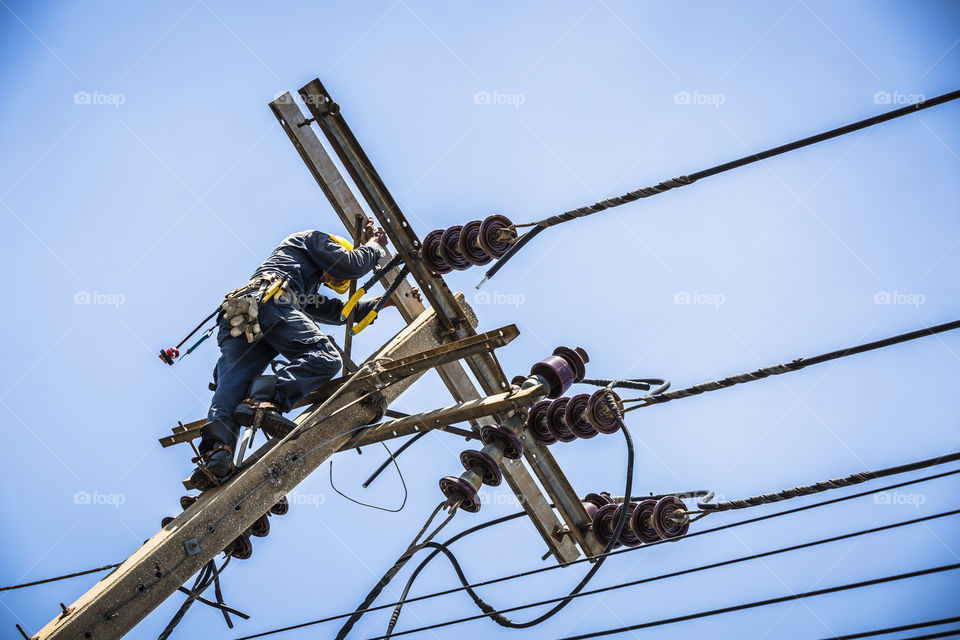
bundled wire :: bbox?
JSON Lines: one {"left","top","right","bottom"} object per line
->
{"left": 612, "top": 318, "right": 960, "bottom": 412}
{"left": 478, "top": 89, "right": 960, "bottom": 286}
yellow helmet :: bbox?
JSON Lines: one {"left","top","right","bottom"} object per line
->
{"left": 325, "top": 234, "right": 353, "bottom": 294}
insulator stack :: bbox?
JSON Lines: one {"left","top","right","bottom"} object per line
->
{"left": 159, "top": 493, "right": 290, "bottom": 562}
{"left": 586, "top": 495, "right": 691, "bottom": 547}
{"left": 581, "top": 493, "right": 612, "bottom": 520}
{"left": 526, "top": 389, "right": 622, "bottom": 445}
{"left": 439, "top": 345, "right": 588, "bottom": 512}
{"left": 421, "top": 215, "right": 518, "bottom": 274}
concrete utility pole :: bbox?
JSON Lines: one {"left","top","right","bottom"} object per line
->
{"left": 33, "top": 303, "right": 478, "bottom": 640}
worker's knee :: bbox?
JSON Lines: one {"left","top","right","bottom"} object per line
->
{"left": 310, "top": 339, "right": 342, "bottom": 377}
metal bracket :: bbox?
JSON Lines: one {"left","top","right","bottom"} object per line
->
{"left": 184, "top": 538, "right": 200, "bottom": 556}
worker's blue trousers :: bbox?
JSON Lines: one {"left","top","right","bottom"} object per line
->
{"left": 199, "top": 299, "right": 343, "bottom": 453}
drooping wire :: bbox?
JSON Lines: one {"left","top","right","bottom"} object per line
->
{"left": 364, "top": 431, "right": 427, "bottom": 488}
{"left": 365, "top": 509, "right": 960, "bottom": 639}
{"left": 233, "top": 465, "right": 960, "bottom": 640}
{"left": 329, "top": 441, "right": 408, "bottom": 513}
{"left": 478, "top": 89, "right": 960, "bottom": 286}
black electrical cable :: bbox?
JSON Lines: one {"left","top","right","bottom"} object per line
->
{"left": 822, "top": 616, "right": 960, "bottom": 640}
{"left": 478, "top": 88, "right": 960, "bottom": 286}
{"left": 366, "top": 508, "right": 960, "bottom": 639}
{"left": 901, "top": 631, "right": 960, "bottom": 640}
{"left": 551, "top": 562, "right": 960, "bottom": 640}
{"left": 333, "top": 502, "right": 456, "bottom": 640}
{"left": 364, "top": 432, "right": 427, "bottom": 488}
{"left": 695, "top": 450, "right": 960, "bottom": 512}
{"left": 234, "top": 465, "right": 960, "bottom": 640}
{"left": 329, "top": 441, "right": 408, "bottom": 512}
{"left": 381, "top": 388, "right": 635, "bottom": 636}
{"left": 623, "top": 319, "right": 960, "bottom": 411}
{"left": 0, "top": 563, "right": 122, "bottom": 592}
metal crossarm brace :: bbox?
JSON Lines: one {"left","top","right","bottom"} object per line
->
{"left": 294, "top": 79, "right": 603, "bottom": 559}
{"left": 271, "top": 92, "right": 586, "bottom": 563}
{"left": 350, "top": 383, "right": 546, "bottom": 448}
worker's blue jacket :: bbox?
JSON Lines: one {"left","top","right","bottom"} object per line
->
{"left": 251, "top": 229, "right": 386, "bottom": 324}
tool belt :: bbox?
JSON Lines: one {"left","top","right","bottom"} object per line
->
{"left": 221, "top": 272, "right": 292, "bottom": 343}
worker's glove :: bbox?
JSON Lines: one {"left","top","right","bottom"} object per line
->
{"left": 221, "top": 294, "right": 262, "bottom": 343}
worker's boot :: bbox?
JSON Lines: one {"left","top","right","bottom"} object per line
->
{"left": 233, "top": 375, "right": 297, "bottom": 439}
{"left": 184, "top": 441, "right": 234, "bottom": 491}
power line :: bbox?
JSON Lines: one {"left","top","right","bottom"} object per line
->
{"left": 234, "top": 465, "right": 960, "bottom": 639}
{"left": 0, "top": 563, "right": 121, "bottom": 592}
{"left": 693, "top": 450, "right": 960, "bottom": 513}
{"left": 616, "top": 319, "right": 960, "bottom": 411}
{"left": 479, "top": 88, "right": 960, "bottom": 285}
{"left": 822, "top": 616, "right": 960, "bottom": 640}
{"left": 554, "top": 562, "right": 960, "bottom": 640}
{"left": 363, "top": 509, "right": 960, "bottom": 639}
{"left": 900, "top": 631, "right": 960, "bottom": 640}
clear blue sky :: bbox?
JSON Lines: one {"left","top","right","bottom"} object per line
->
{"left": 2, "top": 2, "right": 959, "bottom": 639}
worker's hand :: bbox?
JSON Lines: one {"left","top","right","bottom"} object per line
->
{"left": 363, "top": 217, "right": 388, "bottom": 248}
